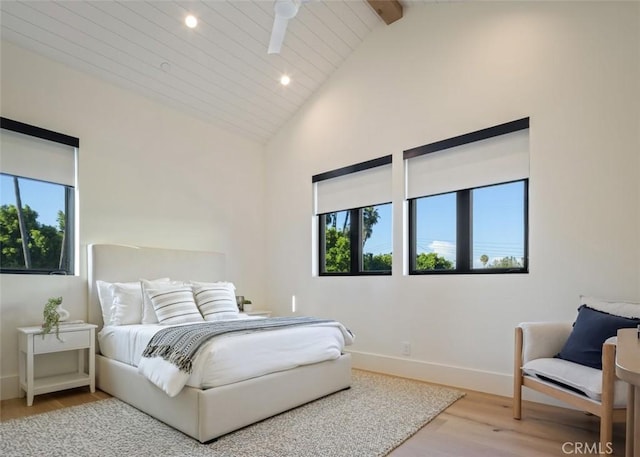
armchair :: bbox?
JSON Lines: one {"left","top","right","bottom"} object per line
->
{"left": 513, "top": 321, "right": 628, "bottom": 450}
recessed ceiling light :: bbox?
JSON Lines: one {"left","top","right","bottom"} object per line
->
{"left": 185, "top": 15, "right": 198, "bottom": 29}
{"left": 280, "top": 74, "right": 291, "bottom": 86}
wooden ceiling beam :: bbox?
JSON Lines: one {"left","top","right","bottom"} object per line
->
{"left": 366, "top": 0, "right": 403, "bottom": 25}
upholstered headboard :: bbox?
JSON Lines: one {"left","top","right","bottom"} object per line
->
{"left": 87, "top": 244, "right": 226, "bottom": 329}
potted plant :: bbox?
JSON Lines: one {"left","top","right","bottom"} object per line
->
{"left": 42, "top": 296, "right": 65, "bottom": 340}
{"left": 243, "top": 298, "right": 253, "bottom": 312}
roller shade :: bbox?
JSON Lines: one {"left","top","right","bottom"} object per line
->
{"left": 314, "top": 157, "right": 392, "bottom": 214}
{"left": 406, "top": 128, "right": 529, "bottom": 199}
{"left": 0, "top": 128, "right": 76, "bottom": 186}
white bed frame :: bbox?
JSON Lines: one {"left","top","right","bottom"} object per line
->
{"left": 87, "top": 244, "right": 352, "bottom": 443}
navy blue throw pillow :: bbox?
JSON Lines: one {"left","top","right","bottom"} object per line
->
{"left": 556, "top": 305, "right": 640, "bottom": 369}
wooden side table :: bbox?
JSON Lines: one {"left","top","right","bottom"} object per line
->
{"left": 615, "top": 328, "right": 640, "bottom": 457}
{"left": 17, "top": 323, "right": 97, "bottom": 406}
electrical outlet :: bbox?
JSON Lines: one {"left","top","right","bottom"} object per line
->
{"left": 401, "top": 341, "right": 411, "bottom": 356}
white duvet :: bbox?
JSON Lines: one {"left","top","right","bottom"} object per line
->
{"left": 98, "top": 316, "right": 353, "bottom": 397}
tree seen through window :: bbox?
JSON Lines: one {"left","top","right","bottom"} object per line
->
{"left": 0, "top": 174, "right": 71, "bottom": 273}
{"left": 321, "top": 203, "right": 392, "bottom": 274}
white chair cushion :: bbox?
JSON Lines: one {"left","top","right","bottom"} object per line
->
{"left": 523, "top": 358, "right": 628, "bottom": 408}
{"left": 519, "top": 322, "right": 573, "bottom": 364}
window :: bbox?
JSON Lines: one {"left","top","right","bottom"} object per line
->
{"left": 314, "top": 156, "right": 392, "bottom": 276}
{"left": 405, "top": 118, "right": 529, "bottom": 275}
{"left": 320, "top": 209, "right": 351, "bottom": 273}
{"left": 0, "top": 118, "right": 78, "bottom": 275}
{"left": 412, "top": 192, "right": 456, "bottom": 270}
{"left": 409, "top": 180, "right": 528, "bottom": 273}
{"left": 362, "top": 203, "right": 392, "bottom": 272}
{"left": 472, "top": 181, "right": 526, "bottom": 269}
{"left": 319, "top": 203, "right": 392, "bottom": 275}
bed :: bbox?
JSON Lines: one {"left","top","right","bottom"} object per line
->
{"left": 87, "top": 243, "right": 352, "bottom": 443}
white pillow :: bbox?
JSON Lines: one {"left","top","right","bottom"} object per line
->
{"left": 109, "top": 286, "right": 144, "bottom": 326}
{"left": 580, "top": 295, "right": 640, "bottom": 319}
{"left": 146, "top": 285, "right": 204, "bottom": 325}
{"left": 140, "top": 279, "right": 185, "bottom": 324}
{"left": 97, "top": 278, "right": 170, "bottom": 326}
{"left": 191, "top": 282, "right": 239, "bottom": 321}
{"left": 96, "top": 280, "right": 136, "bottom": 325}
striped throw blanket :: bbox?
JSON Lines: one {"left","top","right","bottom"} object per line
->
{"left": 142, "top": 316, "right": 343, "bottom": 374}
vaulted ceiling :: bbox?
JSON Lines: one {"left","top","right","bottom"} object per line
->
{"left": 1, "top": 1, "right": 415, "bottom": 143}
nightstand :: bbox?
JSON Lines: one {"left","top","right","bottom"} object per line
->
{"left": 244, "top": 310, "right": 272, "bottom": 318}
{"left": 17, "top": 323, "right": 97, "bottom": 406}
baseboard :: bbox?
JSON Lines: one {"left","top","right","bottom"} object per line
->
{"left": 347, "top": 350, "right": 575, "bottom": 409}
{"left": 348, "top": 350, "right": 512, "bottom": 395}
{"left": 1, "top": 375, "right": 19, "bottom": 401}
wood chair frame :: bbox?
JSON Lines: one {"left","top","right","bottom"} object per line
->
{"left": 513, "top": 326, "right": 626, "bottom": 451}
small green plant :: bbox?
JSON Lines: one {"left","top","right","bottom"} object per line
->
{"left": 42, "top": 296, "right": 63, "bottom": 340}
{"left": 243, "top": 299, "right": 252, "bottom": 305}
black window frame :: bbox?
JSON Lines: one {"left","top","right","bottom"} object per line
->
{"left": 0, "top": 117, "right": 78, "bottom": 276}
{"left": 408, "top": 179, "right": 529, "bottom": 275}
{"left": 318, "top": 203, "right": 392, "bottom": 276}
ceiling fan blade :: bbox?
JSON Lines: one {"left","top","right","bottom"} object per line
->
{"left": 268, "top": 14, "right": 289, "bottom": 54}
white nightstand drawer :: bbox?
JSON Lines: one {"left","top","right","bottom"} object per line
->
{"left": 34, "top": 330, "right": 90, "bottom": 354}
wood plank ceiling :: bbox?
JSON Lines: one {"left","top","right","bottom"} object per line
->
{"left": 0, "top": 1, "right": 408, "bottom": 144}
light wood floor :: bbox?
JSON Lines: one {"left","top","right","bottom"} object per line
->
{"left": 1, "top": 385, "right": 625, "bottom": 456}
{"left": 390, "top": 388, "right": 625, "bottom": 457}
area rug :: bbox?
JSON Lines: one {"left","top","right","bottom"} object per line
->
{"left": 0, "top": 370, "right": 463, "bottom": 457}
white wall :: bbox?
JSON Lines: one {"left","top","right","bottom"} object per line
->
{"left": 0, "top": 41, "right": 266, "bottom": 399}
{"left": 264, "top": 2, "right": 640, "bottom": 397}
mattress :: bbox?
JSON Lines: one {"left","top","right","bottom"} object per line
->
{"left": 98, "top": 317, "right": 349, "bottom": 389}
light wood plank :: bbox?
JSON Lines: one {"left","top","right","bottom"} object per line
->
{"left": 0, "top": 387, "right": 110, "bottom": 422}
